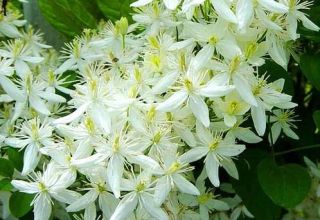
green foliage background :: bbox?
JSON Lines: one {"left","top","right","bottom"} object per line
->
{"left": 2, "top": 0, "right": 320, "bottom": 219}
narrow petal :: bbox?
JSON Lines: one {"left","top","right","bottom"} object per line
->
{"left": 188, "top": 95, "right": 210, "bottom": 127}
{"left": 156, "top": 90, "right": 188, "bottom": 112}
{"left": 22, "top": 143, "right": 41, "bottom": 175}
{"left": 29, "top": 95, "right": 50, "bottom": 115}
{"left": 130, "top": 0, "right": 153, "bottom": 7}
{"left": 141, "top": 194, "right": 169, "bottom": 220}
{"left": 233, "top": 74, "right": 257, "bottom": 106}
{"left": 173, "top": 174, "right": 200, "bottom": 195}
{"left": 179, "top": 147, "right": 208, "bottom": 164}
{"left": 163, "top": 0, "right": 180, "bottom": 10}
{"left": 251, "top": 103, "right": 266, "bottom": 136}
{"left": 52, "top": 104, "right": 87, "bottom": 124}
{"left": 110, "top": 193, "right": 138, "bottom": 220}
{"left": 220, "top": 159, "right": 239, "bottom": 179}
{"left": 236, "top": 0, "right": 253, "bottom": 30}
{"left": 107, "top": 155, "right": 124, "bottom": 198}
{"left": 211, "top": 0, "right": 237, "bottom": 23}
{"left": 216, "top": 144, "right": 245, "bottom": 157}
{"left": 205, "top": 154, "right": 220, "bottom": 187}
{"left": 11, "top": 180, "right": 38, "bottom": 194}
{"left": 259, "top": 0, "right": 288, "bottom": 13}
{"left": 0, "top": 75, "right": 24, "bottom": 101}
{"left": 66, "top": 190, "right": 99, "bottom": 212}
{"left": 154, "top": 176, "right": 171, "bottom": 205}
{"left": 34, "top": 193, "right": 52, "bottom": 220}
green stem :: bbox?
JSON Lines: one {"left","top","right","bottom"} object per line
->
{"left": 275, "top": 144, "right": 320, "bottom": 156}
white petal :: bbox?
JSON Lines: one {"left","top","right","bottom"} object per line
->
{"left": 220, "top": 159, "right": 239, "bottom": 179}
{"left": 52, "top": 104, "right": 87, "bottom": 124}
{"left": 99, "top": 192, "right": 118, "bottom": 219}
{"left": 189, "top": 45, "right": 214, "bottom": 72}
{"left": 163, "top": 0, "right": 180, "bottom": 10}
{"left": 251, "top": 103, "right": 266, "bottom": 136}
{"left": 56, "top": 59, "right": 76, "bottom": 74}
{"left": 259, "top": 0, "right": 288, "bottom": 13}
{"left": 199, "top": 84, "right": 234, "bottom": 98}
{"left": 89, "top": 105, "right": 111, "bottom": 134}
{"left": 110, "top": 193, "right": 138, "bottom": 220}
{"left": 205, "top": 154, "right": 220, "bottom": 187}
{"left": 211, "top": 0, "right": 237, "bottom": 23}
{"left": 51, "top": 189, "right": 81, "bottom": 204}
{"left": 236, "top": 0, "right": 253, "bottom": 30}
{"left": 66, "top": 190, "right": 99, "bottom": 212}
{"left": 156, "top": 90, "right": 188, "bottom": 112}
{"left": 14, "top": 60, "right": 30, "bottom": 78}
{"left": 22, "top": 143, "right": 41, "bottom": 175}
{"left": 174, "top": 125, "right": 196, "bottom": 147}
{"left": 224, "top": 114, "right": 237, "bottom": 127}
{"left": 39, "top": 92, "right": 66, "bottom": 103}
{"left": 216, "top": 39, "right": 242, "bottom": 60}
{"left": 29, "top": 94, "right": 50, "bottom": 115}
{"left": 154, "top": 176, "right": 171, "bottom": 205}
{"left": 84, "top": 204, "right": 96, "bottom": 220}
{"left": 129, "top": 154, "right": 160, "bottom": 171}
{"left": 179, "top": 147, "right": 208, "bottom": 164}
{"left": 0, "top": 23, "right": 21, "bottom": 38}
{"left": 34, "top": 193, "right": 52, "bottom": 220}
{"left": 22, "top": 56, "right": 44, "bottom": 63}
{"left": 188, "top": 95, "right": 210, "bottom": 127}
{"left": 173, "top": 174, "right": 200, "bottom": 195}
{"left": 152, "top": 71, "right": 178, "bottom": 94}
{"left": 269, "top": 123, "right": 281, "bottom": 144}
{"left": 216, "top": 144, "right": 245, "bottom": 157}
{"left": 0, "top": 75, "right": 24, "bottom": 101}
{"left": 298, "top": 12, "right": 320, "bottom": 31}
{"left": 282, "top": 124, "right": 299, "bottom": 140}
{"left": 130, "top": 0, "right": 153, "bottom": 7}
{"left": 233, "top": 128, "right": 262, "bottom": 143}
{"left": 107, "top": 155, "right": 124, "bottom": 198}
{"left": 11, "top": 180, "right": 38, "bottom": 194}
{"left": 233, "top": 74, "right": 257, "bottom": 106}
{"left": 196, "top": 120, "right": 212, "bottom": 144}
{"left": 141, "top": 194, "right": 169, "bottom": 220}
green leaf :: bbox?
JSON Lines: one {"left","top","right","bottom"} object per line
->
{"left": 38, "top": 0, "right": 98, "bottom": 37}
{"left": 0, "top": 178, "right": 13, "bottom": 191}
{"left": 257, "top": 159, "right": 311, "bottom": 208}
{"left": 7, "top": 148, "right": 23, "bottom": 172}
{"left": 0, "top": 158, "right": 14, "bottom": 178}
{"left": 313, "top": 110, "right": 320, "bottom": 130}
{"left": 9, "top": 192, "right": 34, "bottom": 218}
{"left": 300, "top": 54, "right": 320, "bottom": 91}
{"left": 97, "top": 0, "right": 134, "bottom": 22}
{"left": 232, "top": 150, "right": 281, "bottom": 220}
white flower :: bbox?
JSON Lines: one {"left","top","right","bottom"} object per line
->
{"left": 180, "top": 122, "right": 245, "bottom": 187}
{"left": 110, "top": 172, "right": 169, "bottom": 220}
{"left": 268, "top": 109, "right": 299, "bottom": 144}
{"left": 157, "top": 50, "right": 234, "bottom": 127}
{"left": 282, "top": 0, "right": 320, "bottom": 40}
{"left": 5, "top": 117, "right": 54, "bottom": 175}
{"left": 11, "top": 163, "right": 80, "bottom": 220}
{"left": 66, "top": 167, "right": 118, "bottom": 219}
{"left": 0, "top": 39, "right": 44, "bottom": 77}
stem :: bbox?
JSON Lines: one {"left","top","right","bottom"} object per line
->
{"left": 275, "top": 144, "right": 320, "bottom": 156}
{"left": 268, "top": 114, "right": 275, "bottom": 161}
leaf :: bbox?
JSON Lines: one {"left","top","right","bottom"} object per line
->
{"left": 313, "top": 110, "right": 320, "bottom": 130}
{"left": 7, "top": 148, "right": 23, "bottom": 172}
{"left": 97, "top": 0, "right": 134, "bottom": 22}
{"left": 232, "top": 149, "right": 281, "bottom": 220}
{"left": 9, "top": 192, "right": 34, "bottom": 218}
{"left": 0, "top": 178, "right": 13, "bottom": 191}
{"left": 0, "top": 158, "right": 14, "bottom": 178}
{"left": 38, "top": 0, "right": 98, "bottom": 37}
{"left": 257, "top": 159, "right": 311, "bottom": 208}
{"left": 300, "top": 54, "right": 320, "bottom": 91}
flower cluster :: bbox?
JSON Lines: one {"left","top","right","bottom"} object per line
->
{"left": 0, "top": 0, "right": 319, "bottom": 220}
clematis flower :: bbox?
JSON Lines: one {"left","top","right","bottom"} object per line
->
{"left": 11, "top": 163, "right": 80, "bottom": 220}
{"left": 179, "top": 122, "right": 245, "bottom": 187}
